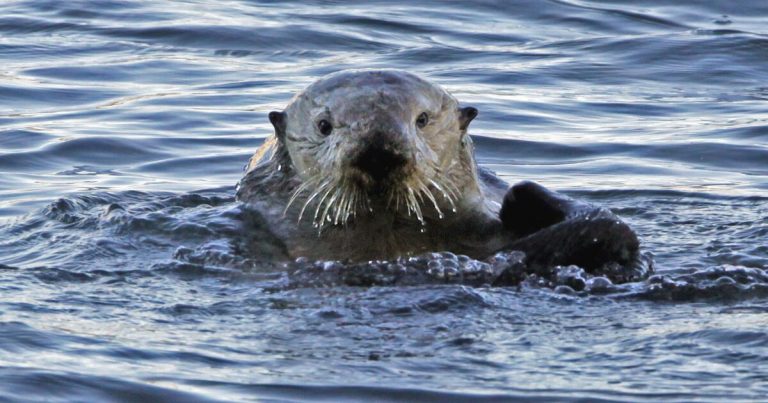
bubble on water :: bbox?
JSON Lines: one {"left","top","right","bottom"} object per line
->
{"left": 587, "top": 276, "right": 613, "bottom": 293}
{"left": 322, "top": 261, "right": 338, "bottom": 271}
{"left": 554, "top": 265, "right": 587, "bottom": 291}
{"left": 442, "top": 259, "right": 458, "bottom": 269}
{"left": 445, "top": 267, "right": 458, "bottom": 278}
{"left": 427, "top": 260, "right": 441, "bottom": 270}
{"left": 715, "top": 276, "right": 737, "bottom": 285}
{"left": 554, "top": 285, "right": 576, "bottom": 295}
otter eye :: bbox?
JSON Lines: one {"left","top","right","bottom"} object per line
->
{"left": 416, "top": 112, "right": 429, "bottom": 129}
{"left": 317, "top": 119, "right": 333, "bottom": 136}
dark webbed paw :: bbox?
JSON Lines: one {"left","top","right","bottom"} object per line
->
{"left": 499, "top": 181, "right": 644, "bottom": 276}
{"left": 500, "top": 180, "right": 570, "bottom": 237}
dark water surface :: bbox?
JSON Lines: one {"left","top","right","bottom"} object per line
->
{"left": 1, "top": 0, "right": 768, "bottom": 401}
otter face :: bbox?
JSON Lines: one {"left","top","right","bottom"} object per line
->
{"left": 270, "top": 70, "right": 478, "bottom": 229}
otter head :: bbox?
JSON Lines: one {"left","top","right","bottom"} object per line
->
{"left": 267, "top": 70, "right": 479, "bottom": 229}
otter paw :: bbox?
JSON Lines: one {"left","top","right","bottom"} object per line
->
{"left": 500, "top": 181, "right": 568, "bottom": 237}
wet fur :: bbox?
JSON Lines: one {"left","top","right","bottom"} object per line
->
{"left": 238, "top": 151, "right": 511, "bottom": 261}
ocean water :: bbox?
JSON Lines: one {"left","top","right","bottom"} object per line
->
{"left": 1, "top": 0, "right": 768, "bottom": 401}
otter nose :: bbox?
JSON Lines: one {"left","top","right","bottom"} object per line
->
{"left": 353, "top": 137, "right": 407, "bottom": 182}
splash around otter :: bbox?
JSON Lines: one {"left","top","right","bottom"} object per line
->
{"left": 237, "top": 69, "right": 644, "bottom": 274}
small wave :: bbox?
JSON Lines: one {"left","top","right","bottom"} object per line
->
{"left": 0, "top": 367, "right": 217, "bottom": 403}
{"left": 171, "top": 381, "right": 742, "bottom": 403}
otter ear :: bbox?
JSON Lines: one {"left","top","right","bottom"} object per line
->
{"left": 459, "top": 106, "right": 478, "bottom": 131}
{"left": 268, "top": 111, "right": 287, "bottom": 141}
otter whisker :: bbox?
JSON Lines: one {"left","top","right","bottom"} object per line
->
{"left": 351, "top": 188, "right": 361, "bottom": 218}
{"left": 345, "top": 186, "right": 358, "bottom": 223}
{"left": 340, "top": 189, "right": 353, "bottom": 224}
{"left": 317, "top": 183, "right": 344, "bottom": 230}
{"left": 332, "top": 180, "right": 345, "bottom": 225}
{"left": 406, "top": 186, "right": 424, "bottom": 223}
{"left": 298, "top": 178, "right": 331, "bottom": 223}
{"left": 349, "top": 184, "right": 360, "bottom": 219}
{"left": 412, "top": 180, "right": 437, "bottom": 220}
{"left": 284, "top": 177, "right": 318, "bottom": 217}
{"left": 333, "top": 178, "right": 351, "bottom": 225}
{"left": 439, "top": 176, "right": 462, "bottom": 202}
{"left": 347, "top": 185, "right": 360, "bottom": 222}
{"left": 386, "top": 188, "right": 397, "bottom": 210}
{"left": 335, "top": 194, "right": 347, "bottom": 225}
{"left": 428, "top": 178, "right": 457, "bottom": 212}
{"left": 307, "top": 179, "right": 337, "bottom": 226}
{"left": 394, "top": 188, "right": 402, "bottom": 213}
{"left": 359, "top": 187, "right": 369, "bottom": 215}
{"left": 403, "top": 188, "right": 413, "bottom": 217}
{"left": 416, "top": 178, "right": 443, "bottom": 218}
{"left": 413, "top": 182, "right": 427, "bottom": 206}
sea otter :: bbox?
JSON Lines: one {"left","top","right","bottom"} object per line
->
{"left": 237, "top": 70, "right": 641, "bottom": 272}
